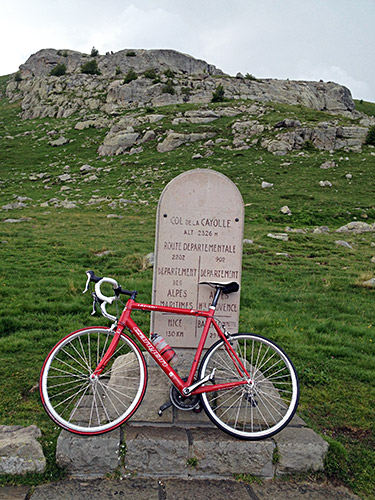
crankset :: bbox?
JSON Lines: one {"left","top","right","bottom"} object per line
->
{"left": 158, "top": 377, "right": 202, "bottom": 416}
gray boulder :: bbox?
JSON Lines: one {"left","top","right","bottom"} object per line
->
{"left": 98, "top": 132, "right": 140, "bottom": 156}
{"left": 157, "top": 132, "right": 215, "bottom": 153}
{"left": 336, "top": 221, "right": 375, "bottom": 233}
{"left": 0, "top": 425, "right": 46, "bottom": 475}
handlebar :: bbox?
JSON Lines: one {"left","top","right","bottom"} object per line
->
{"left": 83, "top": 270, "right": 136, "bottom": 321}
{"left": 95, "top": 277, "right": 119, "bottom": 304}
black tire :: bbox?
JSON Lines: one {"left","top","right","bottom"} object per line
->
{"left": 198, "top": 333, "right": 299, "bottom": 440}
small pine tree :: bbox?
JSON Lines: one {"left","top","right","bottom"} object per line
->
{"left": 144, "top": 68, "right": 158, "bottom": 80}
{"left": 365, "top": 125, "right": 375, "bottom": 146}
{"left": 81, "top": 59, "right": 101, "bottom": 75}
{"left": 91, "top": 46, "right": 99, "bottom": 57}
{"left": 211, "top": 84, "right": 225, "bottom": 103}
{"left": 50, "top": 63, "right": 67, "bottom": 77}
{"left": 162, "top": 79, "right": 175, "bottom": 95}
{"left": 164, "top": 68, "right": 175, "bottom": 79}
{"left": 123, "top": 69, "right": 138, "bottom": 84}
{"left": 245, "top": 73, "right": 257, "bottom": 81}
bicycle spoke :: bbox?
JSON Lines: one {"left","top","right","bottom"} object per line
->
{"left": 41, "top": 327, "right": 147, "bottom": 434}
{"left": 199, "top": 334, "right": 299, "bottom": 440}
{"left": 60, "top": 346, "right": 91, "bottom": 374}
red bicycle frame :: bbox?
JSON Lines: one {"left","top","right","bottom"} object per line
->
{"left": 92, "top": 297, "right": 250, "bottom": 396}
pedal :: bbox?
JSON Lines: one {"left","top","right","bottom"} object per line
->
{"left": 158, "top": 399, "right": 173, "bottom": 416}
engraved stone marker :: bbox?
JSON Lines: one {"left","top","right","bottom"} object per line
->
{"left": 152, "top": 169, "right": 244, "bottom": 348}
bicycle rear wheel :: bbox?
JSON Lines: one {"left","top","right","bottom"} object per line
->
{"left": 40, "top": 326, "right": 147, "bottom": 435}
{"left": 199, "top": 333, "right": 299, "bottom": 440}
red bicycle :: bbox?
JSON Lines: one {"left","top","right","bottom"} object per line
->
{"left": 40, "top": 271, "right": 299, "bottom": 440}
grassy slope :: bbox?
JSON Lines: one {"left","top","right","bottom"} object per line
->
{"left": 1, "top": 75, "right": 375, "bottom": 497}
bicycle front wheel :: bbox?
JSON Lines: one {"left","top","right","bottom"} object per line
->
{"left": 40, "top": 326, "right": 147, "bottom": 435}
{"left": 199, "top": 333, "right": 299, "bottom": 440}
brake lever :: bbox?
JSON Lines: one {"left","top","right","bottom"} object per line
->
{"left": 91, "top": 293, "right": 97, "bottom": 315}
{"left": 83, "top": 271, "right": 91, "bottom": 294}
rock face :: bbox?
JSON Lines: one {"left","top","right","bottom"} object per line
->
{"left": 18, "top": 48, "right": 223, "bottom": 79}
{"left": 6, "top": 48, "right": 358, "bottom": 120}
{"left": 262, "top": 123, "right": 368, "bottom": 154}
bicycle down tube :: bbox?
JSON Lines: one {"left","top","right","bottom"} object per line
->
{"left": 92, "top": 296, "right": 250, "bottom": 396}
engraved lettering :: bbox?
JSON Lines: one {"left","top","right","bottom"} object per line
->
{"left": 167, "top": 288, "right": 188, "bottom": 298}
{"left": 200, "top": 218, "right": 231, "bottom": 228}
{"left": 199, "top": 269, "right": 239, "bottom": 279}
{"left": 171, "top": 216, "right": 183, "bottom": 225}
{"left": 164, "top": 241, "right": 182, "bottom": 251}
{"left": 168, "top": 318, "right": 183, "bottom": 327}
{"left": 157, "top": 267, "right": 197, "bottom": 277}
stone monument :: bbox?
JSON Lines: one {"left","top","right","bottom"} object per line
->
{"left": 151, "top": 168, "right": 244, "bottom": 349}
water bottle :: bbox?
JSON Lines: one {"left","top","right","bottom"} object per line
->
{"left": 151, "top": 333, "right": 178, "bottom": 366}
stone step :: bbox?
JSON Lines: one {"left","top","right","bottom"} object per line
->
{"left": 56, "top": 363, "right": 328, "bottom": 479}
{"left": 56, "top": 415, "right": 328, "bottom": 479}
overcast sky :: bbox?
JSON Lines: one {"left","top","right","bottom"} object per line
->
{"left": 1, "top": 0, "right": 374, "bottom": 102}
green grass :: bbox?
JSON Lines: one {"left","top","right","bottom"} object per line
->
{"left": 1, "top": 78, "right": 375, "bottom": 497}
{"left": 354, "top": 99, "right": 375, "bottom": 117}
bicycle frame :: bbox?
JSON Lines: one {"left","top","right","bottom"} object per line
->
{"left": 92, "top": 298, "right": 250, "bottom": 397}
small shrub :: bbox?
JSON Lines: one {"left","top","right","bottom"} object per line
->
{"left": 162, "top": 79, "right": 175, "bottom": 95}
{"left": 245, "top": 73, "right": 257, "bottom": 81}
{"left": 50, "top": 63, "right": 67, "bottom": 77}
{"left": 302, "top": 139, "right": 316, "bottom": 151}
{"left": 126, "top": 50, "right": 136, "bottom": 57}
{"left": 91, "top": 46, "right": 99, "bottom": 57}
{"left": 365, "top": 125, "right": 375, "bottom": 146}
{"left": 123, "top": 69, "right": 138, "bottom": 84}
{"left": 211, "top": 83, "right": 225, "bottom": 102}
{"left": 144, "top": 68, "right": 158, "bottom": 80}
{"left": 115, "top": 66, "right": 122, "bottom": 76}
{"left": 14, "top": 71, "right": 22, "bottom": 82}
{"left": 81, "top": 59, "right": 101, "bottom": 75}
{"left": 272, "top": 446, "right": 281, "bottom": 464}
{"left": 164, "top": 68, "right": 175, "bottom": 79}
{"left": 186, "top": 457, "right": 199, "bottom": 468}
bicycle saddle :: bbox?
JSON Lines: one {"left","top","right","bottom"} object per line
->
{"left": 199, "top": 281, "right": 239, "bottom": 294}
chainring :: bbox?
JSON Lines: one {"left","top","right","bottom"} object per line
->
{"left": 170, "top": 378, "right": 201, "bottom": 411}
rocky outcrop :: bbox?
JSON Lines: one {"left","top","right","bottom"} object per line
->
{"left": 157, "top": 131, "right": 215, "bottom": 153}
{"left": 18, "top": 48, "right": 223, "bottom": 79}
{"left": 6, "top": 48, "right": 359, "bottom": 120}
{"left": 261, "top": 123, "right": 368, "bottom": 154}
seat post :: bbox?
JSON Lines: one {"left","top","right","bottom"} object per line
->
{"left": 211, "top": 287, "right": 222, "bottom": 308}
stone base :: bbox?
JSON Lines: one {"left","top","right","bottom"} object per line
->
{"left": 124, "top": 424, "right": 275, "bottom": 479}
{"left": 55, "top": 355, "right": 329, "bottom": 480}
{"left": 56, "top": 415, "right": 329, "bottom": 479}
